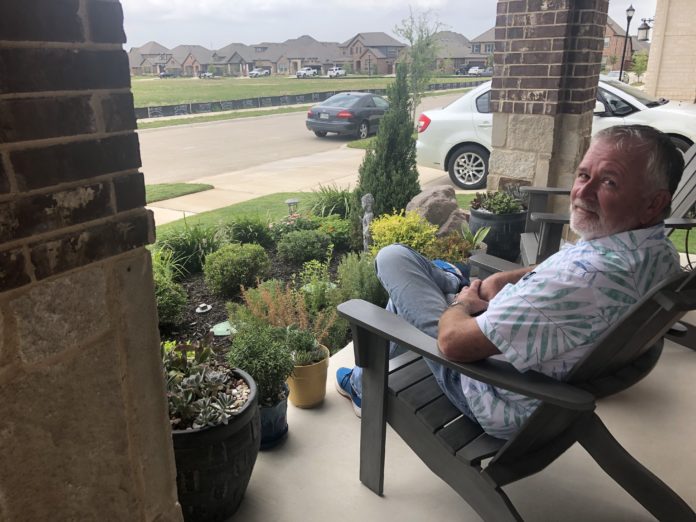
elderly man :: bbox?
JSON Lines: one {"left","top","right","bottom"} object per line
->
{"left": 336, "top": 125, "right": 685, "bottom": 439}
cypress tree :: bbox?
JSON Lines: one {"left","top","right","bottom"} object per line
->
{"left": 356, "top": 63, "right": 421, "bottom": 217}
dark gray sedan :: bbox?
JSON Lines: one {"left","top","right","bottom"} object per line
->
{"left": 306, "top": 92, "right": 389, "bottom": 139}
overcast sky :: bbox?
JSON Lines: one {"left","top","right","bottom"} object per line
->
{"left": 120, "top": 0, "right": 657, "bottom": 50}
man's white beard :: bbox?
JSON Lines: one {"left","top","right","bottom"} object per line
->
{"left": 569, "top": 200, "right": 606, "bottom": 240}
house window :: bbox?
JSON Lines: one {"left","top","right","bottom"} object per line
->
{"left": 472, "top": 44, "right": 481, "bottom": 53}
{"left": 604, "top": 37, "right": 610, "bottom": 48}
{"left": 484, "top": 43, "right": 494, "bottom": 53}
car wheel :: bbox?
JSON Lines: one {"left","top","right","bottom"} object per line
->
{"left": 669, "top": 135, "right": 692, "bottom": 154}
{"left": 448, "top": 145, "right": 489, "bottom": 189}
{"left": 314, "top": 131, "right": 328, "bottom": 138}
{"left": 357, "top": 121, "right": 369, "bottom": 140}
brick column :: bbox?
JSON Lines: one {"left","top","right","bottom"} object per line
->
{"left": 489, "top": 0, "right": 609, "bottom": 196}
{"left": 0, "top": 1, "right": 182, "bottom": 520}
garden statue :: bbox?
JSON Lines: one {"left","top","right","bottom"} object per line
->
{"left": 361, "top": 193, "right": 375, "bottom": 252}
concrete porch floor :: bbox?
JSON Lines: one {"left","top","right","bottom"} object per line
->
{"left": 234, "top": 314, "right": 696, "bottom": 522}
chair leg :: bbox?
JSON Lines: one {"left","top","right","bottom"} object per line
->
{"left": 578, "top": 413, "right": 696, "bottom": 521}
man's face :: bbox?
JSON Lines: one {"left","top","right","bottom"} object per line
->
{"left": 570, "top": 138, "right": 660, "bottom": 240}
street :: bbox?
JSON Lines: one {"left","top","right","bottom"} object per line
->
{"left": 137, "top": 92, "right": 465, "bottom": 184}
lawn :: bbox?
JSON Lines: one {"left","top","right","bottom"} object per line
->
{"left": 146, "top": 183, "right": 214, "bottom": 203}
{"left": 131, "top": 75, "right": 484, "bottom": 107}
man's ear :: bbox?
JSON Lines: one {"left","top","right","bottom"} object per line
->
{"left": 641, "top": 190, "right": 672, "bottom": 225}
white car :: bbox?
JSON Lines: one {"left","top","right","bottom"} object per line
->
{"left": 328, "top": 66, "right": 346, "bottom": 78}
{"left": 467, "top": 66, "right": 483, "bottom": 76}
{"left": 416, "top": 78, "right": 696, "bottom": 189}
{"left": 249, "top": 68, "right": 270, "bottom": 77}
{"left": 296, "top": 67, "right": 318, "bottom": 78}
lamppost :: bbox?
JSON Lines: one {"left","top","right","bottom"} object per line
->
{"left": 637, "top": 17, "right": 655, "bottom": 42}
{"left": 618, "top": 4, "right": 635, "bottom": 83}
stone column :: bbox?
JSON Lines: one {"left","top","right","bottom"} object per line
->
{"left": 490, "top": 0, "right": 609, "bottom": 202}
{"left": 0, "top": 1, "right": 182, "bottom": 520}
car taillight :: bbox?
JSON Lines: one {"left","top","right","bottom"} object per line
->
{"left": 417, "top": 114, "right": 431, "bottom": 133}
{"left": 307, "top": 109, "right": 314, "bottom": 117}
{"left": 337, "top": 110, "right": 353, "bottom": 119}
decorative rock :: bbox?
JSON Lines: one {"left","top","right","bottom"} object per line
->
{"left": 406, "top": 186, "right": 459, "bottom": 229}
{"left": 438, "top": 208, "right": 469, "bottom": 237}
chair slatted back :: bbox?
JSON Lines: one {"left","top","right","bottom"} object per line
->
{"left": 670, "top": 144, "right": 696, "bottom": 219}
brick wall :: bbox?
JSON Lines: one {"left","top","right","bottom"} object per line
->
{"left": 489, "top": 0, "right": 608, "bottom": 192}
{"left": 0, "top": 1, "right": 182, "bottom": 520}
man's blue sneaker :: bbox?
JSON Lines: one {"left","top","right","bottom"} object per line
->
{"left": 335, "top": 367, "right": 362, "bottom": 418}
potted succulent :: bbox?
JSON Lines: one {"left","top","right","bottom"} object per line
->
{"left": 228, "top": 319, "right": 295, "bottom": 449}
{"left": 163, "top": 339, "right": 260, "bottom": 522}
{"left": 461, "top": 221, "right": 490, "bottom": 256}
{"left": 468, "top": 190, "right": 526, "bottom": 262}
{"left": 285, "top": 327, "right": 331, "bottom": 408}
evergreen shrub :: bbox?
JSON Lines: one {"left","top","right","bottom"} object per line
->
{"left": 369, "top": 211, "right": 438, "bottom": 256}
{"left": 276, "top": 229, "right": 332, "bottom": 265}
{"left": 203, "top": 243, "right": 270, "bottom": 297}
{"left": 224, "top": 216, "right": 274, "bottom": 248}
{"left": 154, "top": 272, "right": 188, "bottom": 326}
{"left": 335, "top": 251, "right": 388, "bottom": 308}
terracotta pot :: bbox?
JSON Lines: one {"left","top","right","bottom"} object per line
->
{"left": 287, "top": 345, "right": 330, "bottom": 408}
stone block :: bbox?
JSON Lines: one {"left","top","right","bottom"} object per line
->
{"left": 114, "top": 172, "right": 146, "bottom": 212}
{"left": 507, "top": 114, "right": 555, "bottom": 153}
{"left": 0, "top": 337, "right": 140, "bottom": 520}
{"left": 101, "top": 92, "right": 137, "bottom": 133}
{"left": 0, "top": 248, "right": 31, "bottom": 292}
{"left": 112, "top": 251, "right": 181, "bottom": 521}
{"left": 490, "top": 149, "right": 537, "bottom": 182}
{"left": 0, "top": 0, "right": 83, "bottom": 43}
{"left": 491, "top": 113, "right": 509, "bottom": 148}
{"left": 11, "top": 133, "right": 141, "bottom": 191}
{"left": 12, "top": 266, "right": 109, "bottom": 364}
{"left": 406, "top": 186, "right": 458, "bottom": 228}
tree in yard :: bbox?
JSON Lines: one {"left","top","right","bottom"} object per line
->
{"left": 356, "top": 63, "right": 421, "bottom": 217}
{"left": 607, "top": 54, "right": 618, "bottom": 69}
{"left": 631, "top": 50, "right": 649, "bottom": 82}
{"left": 393, "top": 7, "right": 442, "bottom": 122}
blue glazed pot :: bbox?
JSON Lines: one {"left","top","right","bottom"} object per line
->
{"left": 259, "top": 384, "right": 289, "bottom": 450}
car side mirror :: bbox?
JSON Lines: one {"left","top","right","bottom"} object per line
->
{"left": 594, "top": 100, "right": 606, "bottom": 115}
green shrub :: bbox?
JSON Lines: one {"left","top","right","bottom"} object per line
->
{"left": 154, "top": 272, "right": 188, "bottom": 326}
{"left": 203, "top": 243, "right": 270, "bottom": 297}
{"left": 470, "top": 191, "right": 524, "bottom": 214}
{"left": 151, "top": 247, "right": 187, "bottom": 282}
{"left": 285, "top": 327, "right": 325, "bottom": 366}
{"left": 335, "top": 251, "right": 388, "bottom": 308}
{"left": 302, "top": 184, "right": 356, "bottom": 219}
{"left": 228, "top": 320, "right": 294, "bottom": 406}
{"left": 300, "top": 257, "right": 337, "bottom": 315}
{"left": 268, "top": 213, "right": 318, "bottom": 242}
{"left": 223, "top": 215, "right": 274, "bottom": 248}
{"left": 157, "top": 223, "right": 222, "bottom": 275}
{"left": 369, "top": 210, "right": 438, "bottom": 256}
{"left": 314, "top": 215, "right": 352, "bottom": 252}
{"left": 277, "top": 229, "right": 332, "bottom": 265}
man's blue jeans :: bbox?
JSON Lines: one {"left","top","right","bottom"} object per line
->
{"left": 350, "top": 244, "right": 477, "bottom": 420}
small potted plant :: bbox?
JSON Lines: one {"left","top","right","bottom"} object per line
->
{"left": 461, "top": 221, "right": 490, "bottom": 256}
{"left": 163, "top": 339, "right": 260, "bottom": 522}
{"left": 285, "top": 327, "right": 331, "bottom": 408}
{"left": 228, "top": 319, "right": 295, "bottom": 449}
{"left": 468, "top": 189, "right": 526, "bottom": 262}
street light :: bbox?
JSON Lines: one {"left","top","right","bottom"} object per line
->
{"left": 618, "top": 4, "right": 635, "bottom": 83}
{"left": 637, "top": 17, "right": 655, "bottom": 42}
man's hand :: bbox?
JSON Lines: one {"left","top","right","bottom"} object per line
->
{"left": 451, "top": 280, "right": 488, "bottom": 316}
{"left": 479, "top": 266, "right": 534, "bottom": 301}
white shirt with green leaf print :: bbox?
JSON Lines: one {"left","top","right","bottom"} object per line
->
{"left": 471, "top": 224, "right": 680, "bottom": 439}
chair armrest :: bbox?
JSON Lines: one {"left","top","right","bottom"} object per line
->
{"left": 530, "top": 212, "right": 570, "bottom": 224}
{"left": 665, "top": 217, "right": 696, "bottom": 230}
{"left": 337, "top": 299, "right": 595, "bottom": 411}
{"left": 469, "top": 253, "right": 522, "bottom": 277}
{"left": 519, "top": 187, "right": 571, "bottom": 196}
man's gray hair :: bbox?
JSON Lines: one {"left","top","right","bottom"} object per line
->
{"left": 593, "top": 125, "right": 685, "bottom": 197}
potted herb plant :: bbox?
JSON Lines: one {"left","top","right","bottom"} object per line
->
{"left": 228, "top": 319, "right": 295, "bottom": 449}
{"left": 285, "top": 327, "right": 331, "bottom": 408}
{"left": 468, "top": 190, "right": 526, "bottom": 262}
{"left": 163, "top": 340, "right": 260, "bottom": 522}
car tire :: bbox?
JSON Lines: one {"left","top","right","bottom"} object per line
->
{"left": 314, "top": 131, "right": 328, "bottom": 138}
{"left": 357, "top": 121, "right": 369, "bottom": 140}
{"left": 448, "top": 145, "right": 489, "bottom": 189}
{"left": 669, "top": 135, "right": 692, "bottom": 154}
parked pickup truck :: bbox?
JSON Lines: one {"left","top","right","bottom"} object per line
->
{"left": 296, "top": 67, "right": 318, "bottom": 78}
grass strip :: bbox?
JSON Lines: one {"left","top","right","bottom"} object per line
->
{"left": 139, "top": 106, "right": 310, "bottom": 130}
{"left": 146, "top": 183, "right": 214, "bottom": 203}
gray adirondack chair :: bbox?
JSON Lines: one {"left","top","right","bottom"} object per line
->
{"left": 518, "top": 143, "right": 696, "bottom": 266}
{"left": 336, "top": 269, "right": 696, "bottom": 521}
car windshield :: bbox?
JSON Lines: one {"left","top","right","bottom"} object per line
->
{"left": 321, "top": 94, "right": 361, "bottom": 107}
{"left": 602, "top": 79, "right": 667, "bottom": 107}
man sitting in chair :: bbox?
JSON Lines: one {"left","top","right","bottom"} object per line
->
{"left": 336, "top": 124, "right": 685, "bottom": 439}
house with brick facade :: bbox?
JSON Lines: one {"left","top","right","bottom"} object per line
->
{"left": 602, "top": 16, "right": 635, "bottom": 72}
{"left": 128, "top": 40, "right": 171, "bottom": 75}
{"left": 468, "top": 28, "right": 496, "bottom": 68}
{"left": 432, "top": 31, "right": 473, "bottom": 73}
{"left": 339, "top": 32, "right": 406, "bottom": 75}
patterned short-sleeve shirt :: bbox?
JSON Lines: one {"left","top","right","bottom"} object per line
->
{"left": 470, "top": 224, "right": 680, "bottom": 439}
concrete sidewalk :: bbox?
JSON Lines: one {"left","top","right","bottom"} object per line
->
{"left": 147, "top": 145, "right": 470, "bottom": 226}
